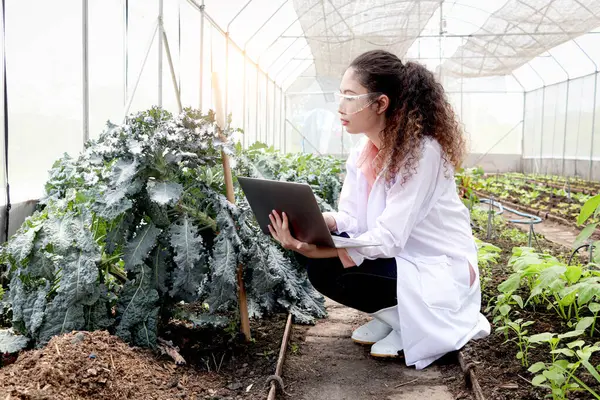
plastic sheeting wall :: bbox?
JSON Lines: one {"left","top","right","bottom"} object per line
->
{"left": 522, "top": 72, "right": 600, "bottom": 179}
{"left": 0, "top": 0, "right": 284, "bottom": 209}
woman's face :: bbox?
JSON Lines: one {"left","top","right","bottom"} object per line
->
{"left": 337, "top": 67, "right": 384, "bottom": 135}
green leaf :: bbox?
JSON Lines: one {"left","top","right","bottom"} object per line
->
{"left": 531, "top": 375, "right": 547, "bottom": 386}
{"left": 578, "top": 283, "right": 600, "bottom": 305}
{"left": 528, "top": 332, "right": 555, "bottom": 343}
{"left": 111, "top": 158, "right": 139, "bottom": 187}
{"left": 147, "top": 181, "right": 183, "bottom": 206}
{"left": 498, "top": 273, "right": 521, "bottom": 293}
{"left": 582, "top": 359, "right": 600, "bottom": 384}
{"left": 115, "top": 265, "right": 160, "bottom": 347}
{"left": 578, "top": 194, "right": 600, "bottom": 225}
{"left": 0, "top": 329, "right": 29, "bottom": 353}
{"left": 565, "top": 265, "right": 583, "bottom": 284}
{"left": 512, "top": 294, "right": 524, "bottom": 309}
{"left": 528, "top": 362, "right": 546, "bottom": 373}
{"left": 590, "top": 303, "right": 600, "bottom": 313}
{"left": 123, "top": 223, "right": 161, "bottom": 271}
{"left": 551, "top": 349, "right": 575, "bottom": 357}
{"left": 574, "top": 223, "right": 598, "bottom": 248}
{"left": 559, "top": 330, "right": 585, "bottom": 339}
{"left": 567, "top": 340, "right": 586, "bottom": 349}
{"left": 543, "top": 369, "right": 565, "bottom": 383}
{"left": 576, "top": 317, "right": 595, "bottom": 333}
{"left": 169, "top": 216, "right": 208, "bottom": 302}
{"left": 499, "top": 304, "right": 511, "bottom": 316}
{"left": 516, "top": 351, "right": 523, "bottom": 359}
{"left": 6, "top": 227, "right": 38, "bottom": 262}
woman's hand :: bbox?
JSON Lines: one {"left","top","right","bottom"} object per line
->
{"left": 322, "top": 212, "right": 337, "bottom": 232}
{"left": 268, "top": 210, "right": 337, "bottom": 259}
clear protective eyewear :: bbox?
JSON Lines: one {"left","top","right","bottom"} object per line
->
{"left": 334, "top": 92, "right": 383, "bottom": 115}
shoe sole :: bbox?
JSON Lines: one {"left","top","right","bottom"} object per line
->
{"left": 351, "top": 337, "right": 377, "bottom": 345}
{"left": 370, "top": 353, "right": 400, "bottom": 358}
{"left": 371, "top": 353, "right": 404, "bottom": 358}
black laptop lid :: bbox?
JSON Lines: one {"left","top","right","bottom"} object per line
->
{"left": 237, "top": 176, "right": 334, "bottom": 247}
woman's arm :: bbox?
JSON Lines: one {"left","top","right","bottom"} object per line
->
{"left": 345, "top": 141, "right": 445, "bottom": 266}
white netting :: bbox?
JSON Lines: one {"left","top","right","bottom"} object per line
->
{"left": 442, "top": 0, "right": 600, "bottom": 77}
{"left": 291, "top": 0, "right": 439, "bottom": 87}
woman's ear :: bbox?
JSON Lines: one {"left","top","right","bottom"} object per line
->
{"left": 376, "top": 95, "right": 390, "bottom": 115}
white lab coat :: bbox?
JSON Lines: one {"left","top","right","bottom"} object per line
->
{"left": 328, "top": 137, "right": 490, "bottom": 370}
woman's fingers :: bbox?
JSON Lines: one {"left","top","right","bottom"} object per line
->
{"left": 269, "top": 213, "right": 278, "bottom": 231}
{"left": 282, "top": 212, "right": 289, "bottom": 230}
{"left": 268, "top": 224, "right": 280, "bottom": 242}
{"left": 272, "top": 210, "right": 283, "bottom": 227}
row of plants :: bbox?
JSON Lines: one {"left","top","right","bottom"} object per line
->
{"left": 472, "top": 172, "right": 598, "bottom": 225}
{"left": 0, "top": 107, "right": 345, "bottom": 357}
{"left": 474, "top": 192, "right": 600, "bottom": 399}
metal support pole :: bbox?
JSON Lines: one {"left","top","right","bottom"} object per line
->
{"left": 224, "top": 33, "right": 229, "bottom": 121}
{"left": 539, "top": 86, "right": 546, "bottom": 174}
{"left": 82, "top": 0, "right": 89, "bottom": 144}
{"left": 255, "top": 68, "right": 259, "bottom": 143}
{"left": 562, "top": 79, "right": 571, "bottom": 176}
{"left": 265, "top": 75, "right": 269, "bottom": 144}
{"left": 279, "top": 87, "right": 283, "bottom": 150}
{"left": 272, "top": 80, "right": 277, "bottom": 149}
{"left": 124, "top": 0, "right": 129, "bottom": 105}
{"left": 438, "top": 0, "right": 443, "bottom": 81}
{"left": 199, "top": 1, "right": 204, "bottom": 110}
{"left": 486, "top": 196, "right": 493, "bottom": 240}
{"left": 591, "top": 72, "right": 598, "bottom": 181}
{"left": 162, "top": 27, "right": 182, "bottom": 113}
{"left": 242, "top": 53, "right": 247, "bottom": 148}
{"left": 283, "top": 95, "right": 287, "bottom": 152}
{"left": 521, "top": 92, "right": 527, "bottom": 173}
{"left": 158, "top": 0, "right": 164, "bottom": 108}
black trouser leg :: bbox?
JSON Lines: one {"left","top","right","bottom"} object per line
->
{"left": 305, "top": 256, "right": 397, "bottom": 314}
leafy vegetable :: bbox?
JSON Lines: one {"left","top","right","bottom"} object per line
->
{"left": 0, "top": 108, "right": 332, "bottom": 349}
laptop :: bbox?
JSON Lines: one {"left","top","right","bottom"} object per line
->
{"left": 237, "top": 176, "right": 380, "bottom": 248}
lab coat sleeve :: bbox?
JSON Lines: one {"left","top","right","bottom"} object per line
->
{"left": 346, "top": 142, "right": 444, "bottom": 266}
{"left": 323, "top": 145, "right": 361, "bottom": 236}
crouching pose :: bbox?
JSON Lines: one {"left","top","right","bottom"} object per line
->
{"left": 267, "top": 49, "right": 490, "bottom": 370}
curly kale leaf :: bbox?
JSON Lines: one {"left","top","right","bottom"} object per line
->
{"left": 169, "top": 215, "right": 207, "bottom": 302}
{"left": 115, "top": 265, "right": 160, "bottom": 347}
{"left": 123, "top": 223, "right": 161, "bottom": 271}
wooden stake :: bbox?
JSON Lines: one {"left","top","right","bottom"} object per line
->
{"left": 212, "top": 72, "right": 252, "bottom": 342}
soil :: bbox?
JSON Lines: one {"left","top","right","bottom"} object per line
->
{"left": 0, "top": 314, "right": 290, "bottom": 400}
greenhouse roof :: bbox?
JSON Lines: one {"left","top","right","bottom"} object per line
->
{"left": 195, "top": 0, "right": 600, "bottom": 90}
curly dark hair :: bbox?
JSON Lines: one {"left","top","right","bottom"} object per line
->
{"left": 349, "top": 50, "right": 466, "bottom": 184}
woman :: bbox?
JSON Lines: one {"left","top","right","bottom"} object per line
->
{"left": 267, "top": 49, "right": 490, "bottom": 370}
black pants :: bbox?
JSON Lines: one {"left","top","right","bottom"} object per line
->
{"left": 305, "top": 253, "right": 398, "bottom": 314}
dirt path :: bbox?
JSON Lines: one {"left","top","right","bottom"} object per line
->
{"left": 282, "top": 298, "right": 464, "bottom": 400}
{"left": 502, "top": 208, "right": 581, "bottom": 249}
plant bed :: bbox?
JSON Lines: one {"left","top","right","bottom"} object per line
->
{"left": 476, "top": 173, "right": 600, "bottom": 226}
{"left": 463, "top": 208, "right": 600, "bottom": 400}
{"left": 0, "top": 313, "right": 297, "bottom": 400}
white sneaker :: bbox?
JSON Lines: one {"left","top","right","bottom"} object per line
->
{"left": 370, "top": 330, "right": 403, "bottom": 358}
{"left": 351, "top": 319, "right": 392, "bottom": 345}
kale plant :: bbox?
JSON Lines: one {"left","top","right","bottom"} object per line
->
{"left": 0, "top": 107, "right": 327, "bottom": 349}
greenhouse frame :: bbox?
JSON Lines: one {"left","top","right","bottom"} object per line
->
{"left": 1, "top": 0, "right": 600, "bottom": 241}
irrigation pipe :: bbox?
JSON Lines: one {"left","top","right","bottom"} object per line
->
{"left": 266, "top": 313, "right": 293, "bottom": 400}
{"left": 458, "top": 350, "right": 485, "bottom": 400}
{"left": 479, "top": 198, "right": 542, "bottom": 248}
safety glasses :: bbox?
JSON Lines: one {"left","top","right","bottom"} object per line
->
{"left": 334, "top": 92, "right": 383, "bottom": 115}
